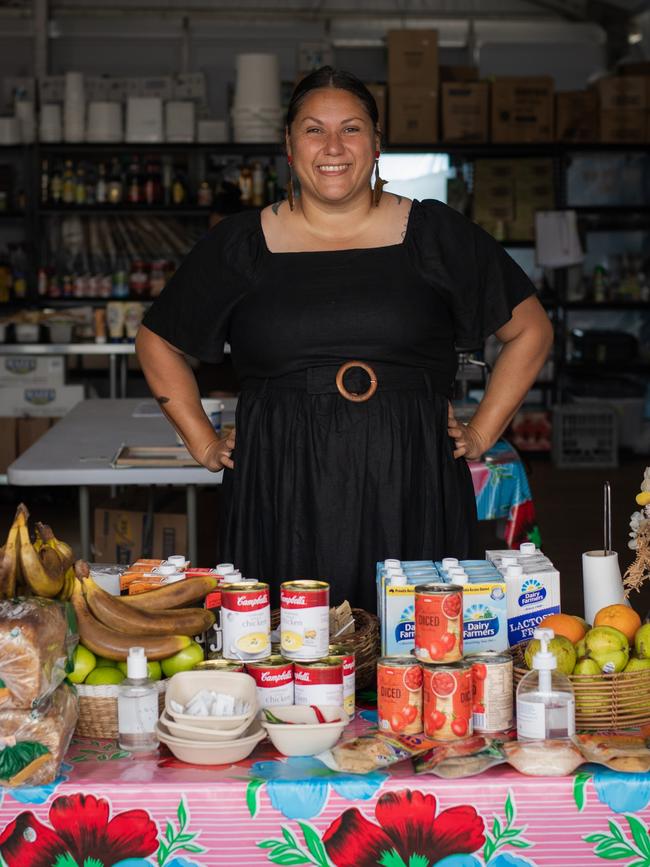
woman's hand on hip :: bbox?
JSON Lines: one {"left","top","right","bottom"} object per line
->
{"left": 448, "top": 404, "right": 485, "bottom": 461}
{"left": 200, "top": 428, "right": 236, "bottom": 472}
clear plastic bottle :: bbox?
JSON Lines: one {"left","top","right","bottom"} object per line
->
{"left": 516, "top": 628, "right": 575, "bottom": 740}
{"left": 118, "top": 646, "right": 159, "bottom": 752}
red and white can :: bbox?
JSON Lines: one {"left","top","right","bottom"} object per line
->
{"left": 414, "top": 583, "right": 463, "bottom": 664}
{"left": 468, "top": 651, "right": 514, "bottom": 734}
{"left": 423, "top": 660, "right": 473, "bottom": 741}
{"left": 280, "top": 580, "right": 329, "bottom": 661}
{"left": 221, "top": 582, "right": 271, "bottom": 661}
{"left": 246, "top": 656, "right": 294, "bottom": 708}
{"left": 377, "top": 657, "right": 423, "bottom": 735}
{"left": 294, "top": 658, "right": 343, "bottom": 710}
{"left": 329, "top": 644, "right": 356, "bottom": 719}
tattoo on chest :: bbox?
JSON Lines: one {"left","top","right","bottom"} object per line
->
{"left": 155, "top": 396, "right": 170, "bottom": 405}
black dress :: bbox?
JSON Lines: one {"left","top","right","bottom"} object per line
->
{"left": 143, "top": 199, "right": 535, "bottom": 610}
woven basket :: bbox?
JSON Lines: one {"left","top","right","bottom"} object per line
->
{"left": 271, "top": 607, "right": 380, "bottom": 690}
{"left": 512, "top": 644, "right": 650, "bottom": 732}
{"left": 75, "top": 680, "right": 167, "bottom": 740}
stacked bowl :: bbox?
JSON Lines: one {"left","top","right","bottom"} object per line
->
{"left": 157, "top": 671, "right": 265, "bottom": 764}
{"left": 232, "top": 54, "right": 283, "bottom": 143}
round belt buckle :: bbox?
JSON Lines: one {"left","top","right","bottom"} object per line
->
{"left": 335, "top": 361, "right": 378, "bottom": 403}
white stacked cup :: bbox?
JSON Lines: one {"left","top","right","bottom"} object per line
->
{"left": 86, "top": 102, "right": 123, "bottom": 142}
{"left": 232, "top": 54, "right": 283, "bottom": 143}
{"left": 64, "top": 72, "right": 85, "bottom": 142}
{"left": 39, "top": 104, "right": 62, "bottom": 142}
{"left": 15, "top": 101, "right": 35, "bottom": 143}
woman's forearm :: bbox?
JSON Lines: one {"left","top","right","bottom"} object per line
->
{"left": 135, "top": 325, "right": 218, "bottom": 462}
{"left": 469, "top": 318, "right": 553, "bottom": 452}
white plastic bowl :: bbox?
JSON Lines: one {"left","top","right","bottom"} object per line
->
{"left": 14, "top": 323, "right": 40, "bottom": 343}
{"left": 165, "top": 670, "right": 258, "bottom": 731}
{"left": 261, "top": 705, "right": 347, "bottom": 756}
{"left": 159, "top": 709, "right": 254, "bottom": 742}
{"left": 156, "top": 719, "right": 266, "bottom": 764}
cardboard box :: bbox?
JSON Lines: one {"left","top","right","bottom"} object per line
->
{"left": 365, "top": 83, "right": 387, "bottom": 135}
{"left": 0, "top": 418, "right": 17, "bottom": 474}
{"left": 597, "top": 76, "right": 646, "bottom": 111}
{"left": 491, "top": 77, "right": 554, "bottom": 143}
{"left": 389, "top": 86, "right": 437, "bottom": 144}
{"left": 440, "top": 65, "right": 478, "bottom": 82}
{"left": 442, "top": 81, "right": 488, "bottom": 142}
{"left": 0, "top": 356, "right": 65, "bottom": 387}
{"left": 153, "top": 512, "right": 187, "bottom": 560}
{"left": 16, "top": 417, "right": 55, "bottom": 454}
{"left": 555, "top": 90, "right": 598, "bottom": 142}
{"left": 600, "top": 109, "right": 646, "bottom": 143}
{"left": 473, "top": 159, "right": 515, "bottom": 223}
{"left": 387, "top": 30, "right": 438, "bottom": 87}
{"left": 94, "top": 503, "right": 187, "bottom": 564}
{"left": 0, "top": 384, "right": 83, "bottom": 417}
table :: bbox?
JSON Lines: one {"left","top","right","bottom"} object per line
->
{"left": 7, "top": 398, "right": 219, "bottom": 564}
{"left": 0, "top": 343, "right": 135, "bottom": 398}
{"left": 7, "top": 398, "right": 537, "bottom": 564}
{"left": 0, "top": 709, "right": 647, "bottom": 866}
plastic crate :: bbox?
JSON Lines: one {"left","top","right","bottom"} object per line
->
{"left": 552, "top": 403, "right": 618, "bottom": 468}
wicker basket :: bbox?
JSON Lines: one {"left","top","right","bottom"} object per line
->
{"left": 75, "top": 679, "right": 168, "bottom": 740}
{"left": 271, "top": 607, "right": 380, "bottom": 690}
{"left": 512, "top": 644, "right": 650, "bottom": 732}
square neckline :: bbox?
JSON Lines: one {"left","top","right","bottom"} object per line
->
{"left": 258, "top": 198, "right": 417, "bottom": 256}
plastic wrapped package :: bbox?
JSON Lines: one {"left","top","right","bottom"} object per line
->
{"left": 414, "top": 735, "right": 507, "bottom": 778}
{"left": 0, "top": 598, "right": 77, "bottom": 709}
{"left": 0, "top": 682, "right": 78, "bottom": 786}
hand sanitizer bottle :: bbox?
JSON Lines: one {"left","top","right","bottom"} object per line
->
{"left": 118, "top": 646, "right": 159, "bottom": 752}
{"left": 516, "top": 628, "right": 575, "bottom": 740}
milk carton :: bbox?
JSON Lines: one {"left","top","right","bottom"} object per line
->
{"left": 504, "top": 563, "right": 561, "bottom": 646}
{"left": 436, "top": 560, "right": 509, "bottom": 653}
{"left": 377, "top": 560, "right": 438, "bottom": 656}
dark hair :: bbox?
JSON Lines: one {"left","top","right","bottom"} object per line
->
{"left": 286, "top": 66, "right": 379, "bottom": 131}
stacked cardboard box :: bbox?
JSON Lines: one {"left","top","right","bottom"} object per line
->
{"left": 441, "top": 81, "right": 489, "bottom": 142}
{"left": 94, "top": 495, "right": 187, "bottom": 563}
{"left": 387, "top": 30, "right": 438, "bottom": 144}
{"left": 598, "top": 76, "right": 647, "bottom": 143}
{"left": 555, "top": 90, "right": 598, "bottom": 142}
{"left": 474, "top": 158, "right": 554, "bottom": 241}
{"left": 365, "top": 83, "right": 387, "bottom": 136}
{"left": 491, "top": 76, "right": 554, "bottom": 143}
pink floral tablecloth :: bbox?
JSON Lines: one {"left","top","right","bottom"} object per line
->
{"left": 1, "top": 709, "right": 649, "bottom": 867}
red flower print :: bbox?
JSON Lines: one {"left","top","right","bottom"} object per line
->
{"left": 323, "top": 789, "right": 485, "bottom": 867}
{"left": 0, "top": 793, "right": 158, "bottom": 867}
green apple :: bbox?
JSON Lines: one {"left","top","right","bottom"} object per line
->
{"left": 117, "top": 659, "right": 162, "bottom": 681}
{"left": 95, "top": 656, "right": 120, "bottom": 668}
{"left": 161, "top": 641, "right": 205, "bottom": 678}
{"left": 68, "top": 645, "right": 97, "bottom": 684}
{"left": 573, "top": 657, "right": 601, "bottom": 676}
{"left": 624, "top": 656, "right": 650, "bottom": 672}
{"left": 85, "top": 667, "right": 125, "bottom": 686}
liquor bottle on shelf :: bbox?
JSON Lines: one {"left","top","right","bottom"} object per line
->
{"left": 171, "top": 169, "right": 186, "bottom": 205}
{"left": 108, "top": 158, "right": 123, "bottom": 204}
{"left": 62, "top": 160, "right": 75, "bottom": 204}
{"left": 239, "top": 165, "right": 252, "bottom": 206}
{"left": 251, "top": 162, "right": 264, "bottom": 208}
{"left": 128, "top": 156, "right": 141, "bottom": 204}
{"left": 50, "top": 163, "right": 63, "bottom": 204}
{"left": 162, "top": 156, "right": 172, "bottom": 205}
{"left": 143, "top": 160, "right": 161, "bottom": 205}
{"left": 75, "top": 166, "right": 87, "bottom": 205}
{"left": 96, "top": 162, "right": 107, "bottom": 204}
{"left": 41, "top": 159, "right": 49, "bottom": 204}
{"left": 197, "top": 180, "right": 212, "bottom": 207}
{"left": 9, "top": 244, "right": 27, "bottom": 299}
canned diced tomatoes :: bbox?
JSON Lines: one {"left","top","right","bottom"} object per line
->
{"left": 423, "top": 661, "right": 473, "bottom": 741}
{"left": 468, "top": 651, "right": 514, "bottom": 733}
{"left": 377, "top": 658, "right": 423, "bottom": 735}
{"left": 414, "top": 583, "right": 462, "bottom": 664}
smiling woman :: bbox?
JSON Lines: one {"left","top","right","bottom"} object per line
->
{"left": 136, "top": 66, "right": 553, "bottom": 610}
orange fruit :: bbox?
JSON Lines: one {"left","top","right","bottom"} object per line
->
{"left": 593, "top": 604, "right": 641, "bottom": 643}
{"left": 538, "top": 613, "right": 586, "bottom": 644}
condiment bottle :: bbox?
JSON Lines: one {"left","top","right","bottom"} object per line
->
{"left": 118, "top": 646, "right": 159, "bottom": 752}
{"left": 516, "top": 628, "right": 575, "bottom": 741}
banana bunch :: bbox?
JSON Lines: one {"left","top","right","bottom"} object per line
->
{"left": 15, "top": 505, "right": 67, "bottom": 599}
{"left": 34, "top": 522, "right": 75, "bottom": 600}
{"left": 71, "top": 560, "right": 216, "bottom": 661}
{"left": 0, "top": 509, "right": 20, "bottom": 599}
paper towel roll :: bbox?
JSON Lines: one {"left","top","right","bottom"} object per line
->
{"left": 582, "top": 549, "right": 627, "bottom": 625}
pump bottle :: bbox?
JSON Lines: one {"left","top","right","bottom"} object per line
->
{"left": 118, "top": 646, "right": 159, "bottom": 752}
{"left": 516, "top": 628, "right": 575, "bottom": 740}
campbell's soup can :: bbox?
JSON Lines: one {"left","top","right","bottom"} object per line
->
{"left": 221, "top": 582, "right": 271, "bottom": 661}
{"left": 329, "top": 644, "right": 355, "bottom": 719}
{"left": 280, "top": 580, "right": 329, "bottom": 661}
{"left": 294, "top": 658, "right": 343, "bottom": 710}
{"left": 468, "top": 651, "right": 514, "bottom": 733}
{"left": 377, "top": 657, "right": 423, "bottom": 735}
{"left": 423, "top": 660, "right": 473, "bottom": 741}
{"left": 193, "top": 658, "right": 245, "bottom": 673}
{"left": 246, "top": 656, "right": 294, "bottom": 708}
{"left": 414, "top": 583, "right": 463, "bottom": 664}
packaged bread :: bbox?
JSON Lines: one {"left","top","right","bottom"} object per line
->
{"left": 0, "top": 682, "right": 78, "bottom": 787}
{"left": 0, "top": 597, "right": 77, "bottom": 709}
{"left": 318, "top": 730, "right": 439, "bottom": 775}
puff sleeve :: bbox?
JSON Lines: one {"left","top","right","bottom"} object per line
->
{"left": 409, "top": 199, "right": 537, "bottom": 351}
{"left": 141, "top": 214, "right": 256, "bottom": 363}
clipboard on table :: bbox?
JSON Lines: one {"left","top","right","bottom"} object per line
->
{"left": 111, "top": 444, "right": 200, "bottom": 468}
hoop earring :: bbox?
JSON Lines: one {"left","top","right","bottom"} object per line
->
{"left": 372, "top": 155, "right": 387, "bottom": 207}
{"left": 286, "top": 157, "right": 295, "bottom": 211}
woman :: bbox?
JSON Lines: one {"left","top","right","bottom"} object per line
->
{"left": 136, "top": 67, "right": 553, "bottom": 610}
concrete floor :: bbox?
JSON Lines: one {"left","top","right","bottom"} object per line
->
{"left": 2, "top": 454, "right": 649, "bottom": 618}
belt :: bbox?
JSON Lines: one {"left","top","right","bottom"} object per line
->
{"left": 242, "top": 362, "right": 452, "bottom": 401}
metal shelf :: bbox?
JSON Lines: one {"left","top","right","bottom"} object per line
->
{"left": 39, "top": 206, "right": 212, "bottom": 216}
{"left": 37, "top": 142, "right": 286, "bottom": 156}
{"left": 564, "top": 301, "right": 650, "bottom": 311}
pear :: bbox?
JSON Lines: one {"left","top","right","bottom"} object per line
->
{"left": 525, "top": 635, "right": 576, "bottom": 675}
{"left": 585, "top": 625, "right": 629, "bottom": 656}
{"left": 624, "top": 656, "right": 650, "bottom": 672}
{"left": 591, "top": 647, "right": 629, "bottom": 673}
{"left": 634, "top": 624, "right": 650, "bottom": 659}
{"left": 573, "top": 657, "right": 601, "bottom": 676}
{"left": 575, "top": 637, "right": 587, "bottom": 658}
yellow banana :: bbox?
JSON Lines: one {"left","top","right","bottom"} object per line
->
{"left": 17, "top": 506, "right": 65, "bottom": 598}
{"left": 58, "top": 566, "right": 75, "bottom": 601}
{"left": 35, "top": 523, "right": 75, "bottom": 571}
{"left": 0, "top": 510, "right": 20, "bottom": 599}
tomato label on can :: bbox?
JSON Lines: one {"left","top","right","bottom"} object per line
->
{"left": 221, "top": 583, "right": 271, "bottom": 661}
{"left": 247, "top": 658, "right": 294, "bottom": 709}
{"left": 294, "top": 660, "right": 343, "bottom": 710}
{"left": 470, "top": 654, "right": 514, "bottom": 733}
{"left": 414, "top": 585, "right": 463, "bottom": 663}
{"left": 280, "top": 581, "right": 329, "bottom": 660}
{"left": 423, "top": 663, "right": 473, "bottom": 741}
{"left": 377, "top": 659, "right": 423, "bottom": 735}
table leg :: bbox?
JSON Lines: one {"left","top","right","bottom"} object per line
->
{"left": 109, "top": 355, "right": 117, "bottom": 400}
{"left": 120, "top": 355, "right": 128, "bottom": 398}
{"left": 187, "top": 485, "right": 197, "bottom": 565}
{"left": 79, "top": 486, "right": 91, "bottom": 561}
